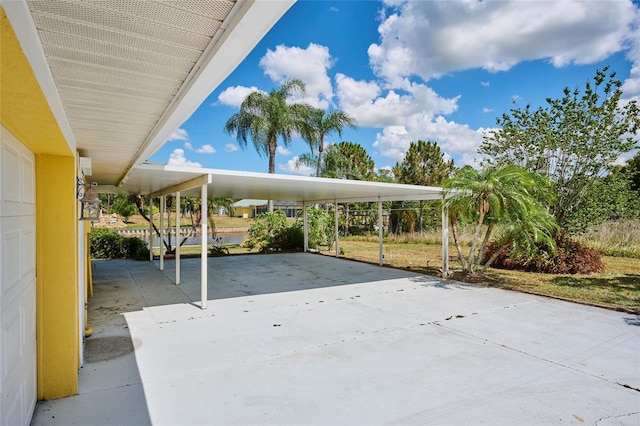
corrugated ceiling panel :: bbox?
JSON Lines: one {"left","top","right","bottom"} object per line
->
{"left": 28, "top": 2, "right": 212, "bottom": 48}
{"left": 55, "top": 78, "right": 176, "bottom": 101}
{"left": 38, "top": 32, "right": 198, "bottom": 70}
{"left": 91, "top": 0, "right": 228, "bottom": 34}
{"left": 46, "top": 58, "right": 183, "bottom": 86}
{"left": 25, "top": 0, "right": 241, "bottom": 185}
{"left": 154, "top": 0, "right": 235, "bottom": 19}
{"left": 41, "top": 45, "right": 190, "bottom": 79}
{"left": 32, "top": 17, "right": 204, "bottom": 60}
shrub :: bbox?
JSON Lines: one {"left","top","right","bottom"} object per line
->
{"left": 484, "top": 233, "right": 604, "bottom": 274}
{"left": 242, "top": 211, "right": 304, "bottom": 252}
{"left": 271, "top": 223, "right": 304, "bottom": 251}
{"left": 126, "top": 236, "right": 150, "bottom": 260}
{"left": 90, "top": 227, "right": 149, "bottom": 260}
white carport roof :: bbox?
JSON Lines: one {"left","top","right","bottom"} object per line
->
{"left": 110, "top": 163, "right": 446, "bottom": 204}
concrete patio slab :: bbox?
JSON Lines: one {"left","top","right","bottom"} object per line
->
{"left": 32, "top": 254, "right": 640, "bottom": 425}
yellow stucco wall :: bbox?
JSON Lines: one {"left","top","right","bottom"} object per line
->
{"left": 36, "top": 156, "right": 79, "bottom": 399}
{"left": 1, "top": 7, "right": 80, "bottom": 398}
{"left": 0, "top": 9, "right": 70, "bottom": 156}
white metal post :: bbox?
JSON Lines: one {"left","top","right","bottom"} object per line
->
{"left": 149, "top": 197, "right": 153, "bottom": 262}
{"left": 303, "top": 203, "right": 308, "bottom": 252}
{"left": 335, "top": 201, "right": 339, "bottom": 257}
{"left": 442, "top": 204, "right": 449, "bottom": 278}
{"left": 200, "top": 184, "right": 208, "bottom": 309}
{"left": 175, "top": 191, "right": 181, "bottom": 285}
{"left": 378, "top": 200, "right": 383, "bottom": 266}
{"left": 159, "top": 195, "right": 164, "bottom": 271}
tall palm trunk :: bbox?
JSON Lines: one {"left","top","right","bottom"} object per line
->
{"left": 450, "top": 213, "right": 467, "bottom": 270}
{"left": 316, "top": 135, "right": 325, "bottom": 177}
{"left": 466, "top": 197, "right": 488, "bottom": 272}
{"left": 267, "top": 137, "right": 276, "bottom": 212}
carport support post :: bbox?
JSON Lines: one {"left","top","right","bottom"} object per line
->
{"left": 442, "top": 204, "right": 449, "bottom": 278}
{"left": 303, "top": 203, "right": 308, "bottom": 252}
{"left": 149, "top": 197, "right": 154, "bottom": 261}
{"left": 200, "top": 184, "right": 208, "bottom": 310}
{"left": 378, "top": 199, "right": 383, "bottom": 266}
{"left": 160, "top": 195, "right": 164, "bottom": 271}
{"left": 175, "top": 191, "right": 181, "bottom": 285}
{"left": 334, "top": 201, "right": 339, "bottom": 257}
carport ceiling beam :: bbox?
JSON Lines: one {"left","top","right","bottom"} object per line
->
{"left": 149, "top": 174, "right": 212, "bottom": 198}
{"left": 309, "top": 193, "right": 445, "bottom": 204}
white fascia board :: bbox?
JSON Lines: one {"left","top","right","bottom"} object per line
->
{"left": 1, "top": 0, "right": 76, "bottom": 153}
{"left": 120, "top": 0, "right": 296, "bottom": 185}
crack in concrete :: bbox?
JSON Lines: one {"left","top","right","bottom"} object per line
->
{"left": 595, "top": 411, "right": 640, "bottom": 425}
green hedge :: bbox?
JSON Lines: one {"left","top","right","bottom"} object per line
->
{"left": 90, "top": 227, "right": 149, "bottom": 260}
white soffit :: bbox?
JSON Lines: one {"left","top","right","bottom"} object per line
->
{"left": 15, "top": 0, "right": 294, "bottom": 185}
{"left": 115, "top": 164, "right": 446, "bottom": 203}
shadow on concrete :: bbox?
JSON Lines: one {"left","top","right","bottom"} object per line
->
{"left": 158, "top": 253, "right": 431, "bottom": 302}
{"left": 32, "top": 259, "right": 154, "bottom": 426}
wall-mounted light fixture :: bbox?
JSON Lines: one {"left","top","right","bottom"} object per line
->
{"left": 77, "top": 177, "right": 101, "bottom": 221}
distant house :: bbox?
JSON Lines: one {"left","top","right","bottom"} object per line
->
{"left": 232, "top": 199, "right": 302, "bottom": 218}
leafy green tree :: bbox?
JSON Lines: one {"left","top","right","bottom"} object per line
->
{"left": 479, "top": 67, "right": 640, "bottom": 232}
{"left": 225, "top": 79, "right": 309, "bottom": 172}
{"left": 318, "top": 141, "right": 377, "bottom": 234}
{"left": 320, "top": 141, "right": 375, "bottom": 180}
{"left": 444, "top": 165, "right": 557, "bottom": 274}
{"left": 573, "top": 169, "right": 640, "bottom": 225}
{"left": 112, "top": 196, "right": 137, "bottom": 222}
{"left": 299, "top": 108, "right": 357, "bottom": 177}
{"left": 620, "top": 151, "right": 640, "bottom": 195}
{"left": 394, "top": 140, "right": 455, "bottom": 233}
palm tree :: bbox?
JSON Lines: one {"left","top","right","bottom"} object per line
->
{"left": 444, "top": 164, "right": 556, "bottom": 274}
{"left": 300, "top": 108, "right": 357, "bottom": 177}
{"left": 225, "top": 79, "right": 309, "bottom": 175}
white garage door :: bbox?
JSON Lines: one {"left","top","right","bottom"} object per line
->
{"left": 0, "top": 126, "right": 37, "bottom": 426}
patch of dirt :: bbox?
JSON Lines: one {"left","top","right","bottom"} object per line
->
{"left": 94, "top": 213, "right": 127, "bottom": 228}
{"left": 84, "top": 336, "right": 134, "bottom": 362}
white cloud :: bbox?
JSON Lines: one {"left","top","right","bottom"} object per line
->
{"left": 336, "top": 73, "right": 458, "bottom": 128}
{"left": 224, "top": 143, "right": 239, "bottom": 153}
{"left": 621, "top": 7, "right": 640, "bottom": 103}
{"left": 481, "top": 81, "right": 490, "bottom": 87}
{"left": 276, "top": 146, "right": 291, "bottom": 156}
{"left": 183, "top": 142, "right": 216, "bottom": 154}
{"left": 168, "top": 149, "right": 201, "bottom": 168}
{"left": 371, "top": 116, "right": 493, "bottom": 165}
{"left": 167, "top": 128, "right": 189, "bottom": 142}
{"left": 370, "top": 0, "right": 638, "bottom": 83}
{"left": 482, "top": 107, "right": 493, "bottom": 113}
{"left": 259, "top": 43, "right": 334, "bottom": 108}
{"left": 218, "top": 86, "right": 262, "bottom": 107}
{"left": 278, "top": 156, "right": 314, "bottom": 176}
{"left": 195, "top": 144, "right": 216, "bottom": 154}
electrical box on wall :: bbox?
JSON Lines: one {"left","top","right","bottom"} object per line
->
{"left": 79, "top": 157, "right": 92, "bottom": 176}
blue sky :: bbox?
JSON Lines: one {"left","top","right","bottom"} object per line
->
{"left": 149, "top": 0, "right": 640, "bottom": 175}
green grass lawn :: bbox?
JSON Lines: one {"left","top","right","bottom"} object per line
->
{"left": 330, "top": 239, "right": 640, "bottom": 312}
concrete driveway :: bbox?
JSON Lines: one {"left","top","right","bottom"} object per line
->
{"left": 33, "top": 254, "right": 640, "bottom": 425}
